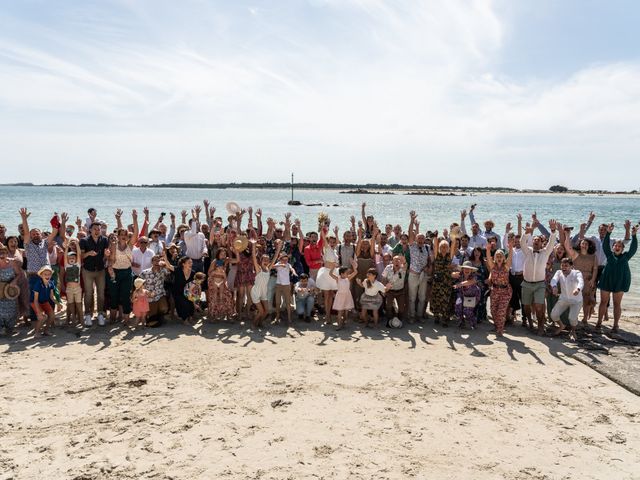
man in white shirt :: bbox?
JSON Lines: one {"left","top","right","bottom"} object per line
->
{"left": 520, "top": 220, "right": 558, "bottom": 335}
{"left": 131, "top": 237, "right": 155, "bottom": 276}
{"left": 505, "top": 233, "right": 525, "bottom": 323}
{"left": 382, "top": 255, "right": 406, "bottom": 321}
{"left": 550, "top": 258, "right": 584, "bottom": 341}
{"left": 183, "top": 218, "right": 208, "bottom": 273}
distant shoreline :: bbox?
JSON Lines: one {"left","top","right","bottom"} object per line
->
{"left": 1, "top": 182, "right": 638, "bottom": 195}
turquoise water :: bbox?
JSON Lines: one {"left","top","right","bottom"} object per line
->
{"left": 1, "top": 186, "right": 639, "bottom": 307}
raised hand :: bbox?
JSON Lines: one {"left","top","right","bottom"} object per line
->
{"left": 588, "top": 211, "right": 596, "bottom": 223}
{"left": 143, "top": 207, "right": 150, "bottom": 219}
{"left": 461, "top": 209, "right": 467, "bottom": 220}
{"left": 333, "top": 226, "right": 339, "bottom": 237}
{"left": 194, "top": 205, "right": 202, "bottom": 217}
{"left": 470, "top": 203, "right": 476, "bottom": 211}
{"left": 409, "top": 210, "right": 417, "bottom": 220}
{"left": 115, "top": 209, "right": 123, "bottom": 219}
{"left": 76, "top": 216, "right": 82, "bottom": 227}
{"left": 209, "top": 207, "right": 216, "bottom": 219}
{"left": 255, "top": 208, "right": 262, "bottom": 219}
{"left": 170, "top": 212, "right": 176, "bottom": 222}
{"left": 284, "top": 212, "right": 292, "bottom": 221}
{"left": 362, "top": 202, "right": 366, "bottom": 209}
{"left": 350, "top": 215, "right": 356, "bottom": 225}
{"left": 19, "top": 208, "right": 30, "bottom": 219}
{"left": 632, "top": 225, "right": 638, "bottom": 236}
{"left": 203, "top": 199, "right": 210, "bottom": 208}
{"left": 505, "top": 222, "right": 512, "bottom": 232}
{"left": 517, "top": 213, "right": 523, "bottom": 222}
{"left": 60, "top": 212, "right": 69, "bottom": 223}
{"left": 132, "top": 209, "right": 138, "bottom": 220}
{"left": 247, "top": 206, "right": 253, "bottom": 215}
{"left": 549, "top": 219, "right": 557, "bottom": 231}
{"left": 624, "top": 219, "right": 631, "bottom": 230}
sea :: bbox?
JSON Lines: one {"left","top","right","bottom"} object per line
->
{"left": 1, "top": 186, "right": 639, "bottom": 308}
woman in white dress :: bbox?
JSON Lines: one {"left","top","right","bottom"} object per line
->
{"left": 315, "top": 226, "right": 340, "bottom": 324}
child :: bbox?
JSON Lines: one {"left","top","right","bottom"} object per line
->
{"left": 356, "top": 268, "right": 386, "bottom": 328}
{"left": 294, "top": 274, "right": 317, "bottom": 321}
{"left": 131, "top": 277, "right": 150, "bottom": 328}
{"left": 250, "top": 239, "right": 282, "bottom": 329}
{"left": 274, "top": 253, "right": 297, "bottom": 326}
{"left": 453, "top": 261, "right": 481, "bottom": 329}
{"left": 63, "top": 239, "right": 83, "bottom": 326}
{"left": 207, "top": 248, "right": 235, "bottom": 322}
{"left": 184, "top": 272, "right": 207, "bottom": 321}
{"left": 329, "top": 259, "right": 359, "bottom": 330}
{"left": 31, "top": 266, "right": 58, "bottom": 337}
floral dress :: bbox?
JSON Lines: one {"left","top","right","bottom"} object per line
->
{"left": 455, "top": 281, "right": 481, "bottom": 328}
{"left": 430, "top": 255, "right": 453, "bottom": 320}
{"left": 489, "top": 265, "right": 511, "bottom": 334}
{"left": 234, "top": 251, "right": 256, "bottom": 287}
{"left": 207, "top": 267, "right": 235, "bottom": 318}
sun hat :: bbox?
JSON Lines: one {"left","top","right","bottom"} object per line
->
{"left": 226, "top": 201, "right": 241, "bottom": 214}
{"left": 37, "top": 265, "right": 53, "bottom": 276}
{"left": 461, "top": 261, "right": 478, "bottom": 271}
{"left": 233, "top": 235, "right": 249, "bottom": 252}
{"left": 388, "top": 316, "right": 403, "bottom": 329}
{"left": 3, "top": 283, "right": 20, "bottom": 300}
{"left": 134, "top": 278, "right": 145, "bottom": 289}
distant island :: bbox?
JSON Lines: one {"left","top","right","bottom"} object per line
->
{"left": 0, "top": 182, "right": 638, "bottom": 195}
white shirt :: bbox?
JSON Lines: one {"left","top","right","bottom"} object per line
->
{"left": 520, "top": 232, "right": 557, "bottom": 282}
{"left": 551, "top": 269, "right": 584, "bottom": 303}
{"left": 363, "top": 280, "right": 386, "bottom": 296}
{"left": 275, "top": 264, "right": 293, "bottom": 285}
{"left": 148, "top": 240, "right": 165, "bottom": 255}
{"left": 295, "top": 278, "right": 316, "bottom": 298}
{"left": 509, "top": 248, "right": 525, "bottom": 274}
{"left": 183, "top": 222, "right": 207, "bottom": 260}
{"left": 132, "top": 247, "right": 155, "bottom": 275}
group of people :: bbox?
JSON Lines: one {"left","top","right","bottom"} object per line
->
{"left": 0, "top": 201, "right": 636, "bottom": 342}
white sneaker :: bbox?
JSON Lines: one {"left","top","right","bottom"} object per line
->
{"left": 97, "top": 314, "right": 106, "bottom": 326}
{"left": 84, "top": 315, "right": 93, "bottom": 327}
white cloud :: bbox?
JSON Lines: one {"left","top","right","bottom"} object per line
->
{"left": 0, "top": 0, "right": 638, "bottom": 189}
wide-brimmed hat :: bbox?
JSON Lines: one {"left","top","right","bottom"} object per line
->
{"left": 37, "top": 265, "right": 53, "bottom": 276}
{"left": 388, "top": 316, "right": 403, "bottom": 329}
{"left": 3, "top": 283, "right": 20, "bottom": 300}
{"left": 461, "top": 261, "right": 478, "bottom": 271}
{"left": 226, "top": 202, "right": 241, "bottom": 214}
{"left": 233, "top": 235, "right": 249, "bottom": 252}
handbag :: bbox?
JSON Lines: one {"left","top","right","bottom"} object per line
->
{"left": 463, "top": 296, "right": 477, "bottom": 308}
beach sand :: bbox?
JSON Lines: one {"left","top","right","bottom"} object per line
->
{"left": 1, "top": 317, "right": 639, "bottom": 480}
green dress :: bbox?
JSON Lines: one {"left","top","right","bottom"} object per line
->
{"left": 598, "top": 232, "right": 637, "bottom": 293}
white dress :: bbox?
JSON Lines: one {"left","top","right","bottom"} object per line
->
{"left": 251, "top": 269, "right": 270, "bottom": 304}
{"left": 316, "top": 246, "right": 339, "bottom": 291}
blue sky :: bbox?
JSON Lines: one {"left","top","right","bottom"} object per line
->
{"left": 1, "top": 0, "right": 639, "bottom": 189}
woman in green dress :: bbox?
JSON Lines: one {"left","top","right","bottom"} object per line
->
{"left": 596, "top": 221, "right": 637, "bottom": 333}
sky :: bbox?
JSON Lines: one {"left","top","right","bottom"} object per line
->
{"left": 1, "top": 0, "right": 639, "bottom": 190}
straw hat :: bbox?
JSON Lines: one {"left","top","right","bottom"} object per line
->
{"left": 388, "top": 316, "right": 403, "bottom": 329}
{"left": 3, "top": 283, "right": 20, "bottom": 300}
{"left": 233, "top": 235, "right": 249, "bottom": 252}
{"left": 226, "top": 201, "right": 241, "bottom": 214}
{"left": 134, "top": 278, "right": 145, "bottom": 289}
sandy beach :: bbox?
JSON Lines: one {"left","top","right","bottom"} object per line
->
{"left": 1, "top": 316, "right": 639, "bottom": 480}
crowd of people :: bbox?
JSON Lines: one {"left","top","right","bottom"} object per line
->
{"left": 0, "top": 201, "right": 637, "bottom": 342}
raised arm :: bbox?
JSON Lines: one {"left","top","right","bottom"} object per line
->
{"left": 130, "top": 209, "right": 140, "bottom": 246}
{"left": 115, "top": 209, "right": 124, "bottom": 230}
{"left": 295, "top": 219, "right": 304, "bottom": 254}
{"left": 408, "top": 211, "right": 417, "bottom": 244}
{"left": 361, "top": 202, "right": 368, "bottom": 227}
{"left": 283, "top": 212, "right": 292, "bottom": 242}
{"left": 563, "top": 227, "right": 578, "bottom": 260}
{"left": 19, "top": 208, "right": 31, "bottom": 245}
{"left": 251, "top": 242, "right": 261, "bottom": 271}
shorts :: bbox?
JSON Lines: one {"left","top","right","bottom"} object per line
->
{"left": 251, "top": 284, "right": 269, "bottom": 304}
{"left": 66, "top": 284, "right": 82, "bottom": 303}
{"left": 521, "top": 281, "right": 545, "bottom": 305}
